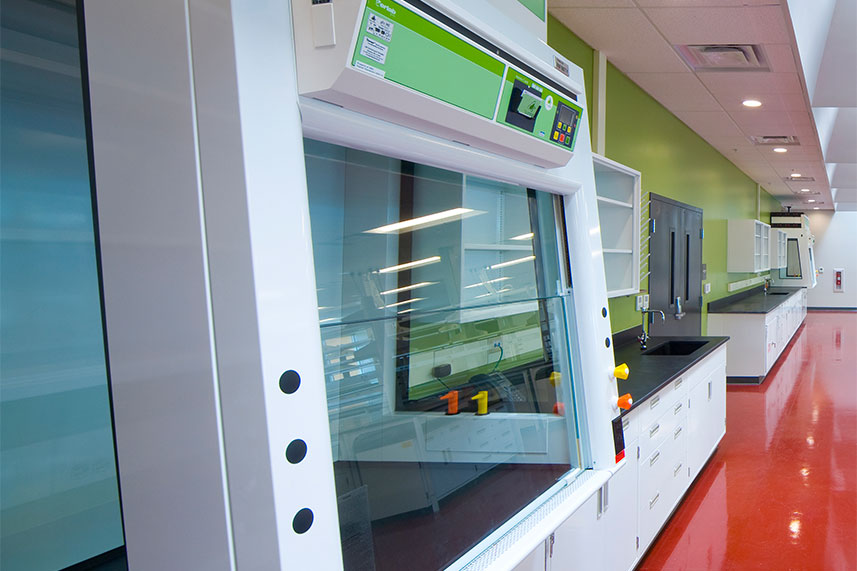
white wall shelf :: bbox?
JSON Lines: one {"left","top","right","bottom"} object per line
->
{"left": 727, "top": 219, "right": 771, "bottom": 273}
{"left": 593, "top": 154, "right": 641, "bottom": 297}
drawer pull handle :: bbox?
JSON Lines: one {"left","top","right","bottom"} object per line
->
{"left": 649, "top": 451, "right": 660, "bottom": 467}
{"left": 674, "top": 463, "right": 683, "bottom": 476}
{"left": 674, "top": 426, "right": 682, "bottom": 439}
{"left": 650, "top": 396, "right": 660, "bottom": 409}
{"left": 674, "top": 402, "right": 683, "bottom": 414}
{"left": 674, "top": 378, "right": 683, "bottom": 388}
{"left": 649, "top": 493, "right": 660, "bottom": 509}
{"left": 649, "top": 423, "right": 660, "bottom": 438}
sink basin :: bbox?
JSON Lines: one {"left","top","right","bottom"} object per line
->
{"left": 643, "top": 340, "right": 707, "bottom": 356}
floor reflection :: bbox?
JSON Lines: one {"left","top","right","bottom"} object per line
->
{"left": 638, "top": 311, "right": 857, "bottom": 570}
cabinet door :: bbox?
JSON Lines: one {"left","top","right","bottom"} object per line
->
{"left": 603, "top": 451, "right": 639, "bottom": 571}
{"left": 514, "top": 541, "right": 545, "bottom": 571}
{"left": 548, "top": 492, "right": 604, "bottom": 571}
{"left": 687, "top": 365, "right": 726, "bottom": 480}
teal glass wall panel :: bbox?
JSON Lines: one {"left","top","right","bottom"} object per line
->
{"left": 0, "top": 1, "right": 124, "bottom": 569}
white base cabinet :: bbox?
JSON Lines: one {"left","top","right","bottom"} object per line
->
{"left": 529, "top": 345, "right": 727, "bottom": 571}
{"left": 708, "top": 289, "right": 806, "bottom": 379}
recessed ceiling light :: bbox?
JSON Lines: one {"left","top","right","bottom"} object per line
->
{"left": 790, "top": 173, "right": 802, "bottom": 178}
{"left": 800, "top": 188, "right": 811, "bottom": 192}
{"left": 773, "top": 147, "right": 787, "bottom": 153}
{"left": 742, "top": 99, "right": 762, "bottom": 108}
{"left": 807, "top": 199, "right": 816, "bottom": 203}
{"left": 813, "top": 207, "right": 820, "bottom": 210}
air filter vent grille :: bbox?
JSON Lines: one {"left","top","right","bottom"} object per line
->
{"left": 750, "top": 135, "right": 800, "bottom": 146}
{"left": 676, "top": 44, "right": 769, "bottom": 72}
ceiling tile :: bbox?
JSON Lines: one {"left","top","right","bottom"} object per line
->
{"left": 641, "top": 6, "right": 791, "bottom": 45}
{"left": 636, "top": 0, "right": 779, "bottom": 5}
{"left": 550, "top": 8, "right": 688, "bottom": 72}
{"left": 763, "top": 43, "right": 797, "bottom": 74}
{"left": 672, "top": 110, "right": 744, "bottom": 137}
{"left": 730, "top": 110, "right": 795, "bottom": 134}
{"left": 698, "top": 72, "right": 803, "bottom": 96}
{"left": 779, "top": 92, "right": 808, "bottom": 111}
{"left": 549, "top": 0, "right": 634, "bottom": 7}
{"left": 708, "top": 136, "right": 755, "bottom": 149}
{"left": 626, "top": 72, "right": 720, "bottom": 111}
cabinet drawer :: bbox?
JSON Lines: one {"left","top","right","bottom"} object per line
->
{"left": 632, "top": 377, "right": 684, "bottom": 434}
{"left": 639, "top": 397, "right": 687, "bottom": 462}
{"left": 639, "top": 415, "right": 687, "bottom": 504}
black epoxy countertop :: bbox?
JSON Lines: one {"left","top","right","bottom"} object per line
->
{"left": 613, "top": 336, "right": 729, "bottom": 414}
{"left": 707, "top": 286, "right": 802, "bottom": 314}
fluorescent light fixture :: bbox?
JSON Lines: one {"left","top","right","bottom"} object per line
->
{"left": 813, "top": 207, "right": 820, "bottom": 210}
{"left": 510, "top": 232, "right": 534, "bottom": 241}
{"left": 790, "top": 173, "right": 802, "bottom": 178}
{"left": 773, "top": 147, "right": 787, "bottom": 153}
{"left": 365, "top": 208, "right": 478, "bottom": 234}
{"left": 464, "top": 277, "right": 510, "bottom": 289}
{"left": 378, "top": 256, "right": 441, "bottom": 274}
{"left": 489, "top": 255, "right": 535, "bottom": 270}
{"left": 800, "top": 188, "right": 811, "bottom": 192}
{"left": 807, "top": 199, "right": 816, "bottom": 203}
{"left": 742, "top": 99, "right": 762, "bottom": 107}
{"left": 383, "top": 297, "right": 424, "bottom": 309}
{"left": 379, "top": 281, "right": 436, "bottom": 296}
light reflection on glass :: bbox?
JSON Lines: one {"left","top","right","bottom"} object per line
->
{"left": 464, "top": 276, "right": 510, "bottom": 289}
{"left": 510, "top": 232, "right": 534, "bottom": 240}
{"left": 490, "top": 255, "right": 536, "bottom": 270}
{"left": 365, "top": 207, "right": 480, "bottom": 234}
{"left": 378, "top": 256, "right": 441, "bottom": 274}
{"left": 380, "top": 281, "right": 437, "bottom": 296}
{"left": 382, "top": 297, "right": 424, "bottom": 309}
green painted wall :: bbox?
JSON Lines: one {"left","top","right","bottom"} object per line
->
{"left": 547, "top": 16, "right": 783, "bottom": 335}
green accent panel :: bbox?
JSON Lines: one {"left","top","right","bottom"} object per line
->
{"left": 496, "top": 68, "right": 583, "bottom": 150}
{"left": 518, "top": 0, "right": 546, "bottom": 21}
{"left": 547, "top": 15, "right": 593, "bottom": 129}
{"left": 352, "top": 1, "right": 505, "bottom": 119}
{"left": 547, "top": 23, "right": 784, "bottom": 335}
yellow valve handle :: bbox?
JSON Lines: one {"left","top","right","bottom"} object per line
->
{"left": 549, "top": 371, "right": 561, "bottom": 387}
{"left": 471, "top": 390, "right": 488, "bottom": 415}
{"left": 614, "top": 363, "right": 630, "bottom": 380}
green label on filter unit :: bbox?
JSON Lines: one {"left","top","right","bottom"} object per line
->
{"left": 352, "top": 0, "right": 505, "bottom": 119}
{"left": 496, "top": 68, "right": 583, "bottom": 151}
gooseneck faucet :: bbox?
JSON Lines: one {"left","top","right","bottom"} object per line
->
{"left": 638, "top": 309, "right": 665, "bottom": 350}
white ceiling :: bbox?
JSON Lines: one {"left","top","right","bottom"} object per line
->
{"left": 550, "top": 0, "right": 857, "bottom": 212}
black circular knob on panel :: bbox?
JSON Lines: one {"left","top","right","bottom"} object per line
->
{"left": 279, "top": 370, "right": 301, "bottom": 394}
{"left": 292, "top": 508, "right": 314, "bottom": 534}
{"left": 605, "top": 337, "right": 611, "bottom": 348}
{"left": 602, "top": 307, "right": 608, "bottom": 318}
{"left": 286, "top": 439, "right": 308, "bottom": 464}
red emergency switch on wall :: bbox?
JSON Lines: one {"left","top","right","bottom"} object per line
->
{"left": 834, "top": 268, "right": 844, "bottom": 293}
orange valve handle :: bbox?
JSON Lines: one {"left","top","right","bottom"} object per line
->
{"left": 617, "top": 393, "right": 633, "bottom": 410}
{"left": 614, "top": 363, "right": 630, "bottom": 380}
{"left": 439, "top": 390, "right": 460, "bottom": 415}
{"left": 472, "top": 391, "right": 488, "bottom": 415}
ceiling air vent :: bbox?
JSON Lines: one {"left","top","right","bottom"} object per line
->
{"left": 750, "top": 135, "right": 800, "bottom": 146}
{"left": 784, "top": 176, "right": 815, "bottom": 182}
{"left": 676, "top": 44, "right": 769, "bottom": 72}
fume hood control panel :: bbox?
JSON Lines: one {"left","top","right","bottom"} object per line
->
{"left": 294, "top": 0, "right": 584, "bottom": 168}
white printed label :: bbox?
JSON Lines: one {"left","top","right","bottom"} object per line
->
{"left": 367, "top": 13, "right": 394, "bottom": 42}
{"left": 354, "top": 60, "right": 385, "bottom": 78}
{"left": 360, "top": 36, "right": 388, "bottom": 65}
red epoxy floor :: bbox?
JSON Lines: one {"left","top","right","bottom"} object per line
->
{"left": 638, "top": 311, "right": 857, "bottom": 571}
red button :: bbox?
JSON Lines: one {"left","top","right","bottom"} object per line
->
{"left": 559, "top": 133, "right": 565, "bottom": 143}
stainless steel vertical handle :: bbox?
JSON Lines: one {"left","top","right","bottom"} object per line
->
{"left": 674, "top": 296, "right": 685, "bottom": 319}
